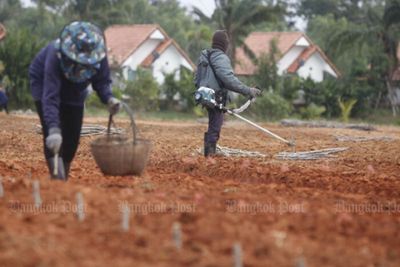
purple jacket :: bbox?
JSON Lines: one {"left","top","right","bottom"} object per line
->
{"left": 29, "top": 41, "right": 113, "bottom": 129}
{"left": 0, "top": 90, "right": 7, "bottom": 106}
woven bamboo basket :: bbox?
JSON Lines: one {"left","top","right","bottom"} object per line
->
{"left": 91, "top": 104, "right": 151, "bottom": 176}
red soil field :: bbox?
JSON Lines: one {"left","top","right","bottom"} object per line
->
{"left": 0, "top": 113, "right": 399, "bottom": 267}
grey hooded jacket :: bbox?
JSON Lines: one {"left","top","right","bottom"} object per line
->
{"left": 194, "top": 48, "right": 251, "bottom": 98}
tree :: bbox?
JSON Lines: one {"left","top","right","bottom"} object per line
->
{"left": 328, "top": 0, "right": 400, "bottom": 116}
{"left": 124, "top": 68, "right": 160, "bottom": 112}
{"left": 297, "top": 0, "right": 382, "bottom": 22}
{"left": 194, "top": 0, "right": 286, "bottom": 63}
{"left": 0, "top": 28, "right": 45, "bottom": 108}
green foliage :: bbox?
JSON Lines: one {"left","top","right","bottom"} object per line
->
{"left": 194, "top": 0, "right": 286, "bottom": 62}
{"left": 124, "top": 68, "right": 160, "bottom": 112}
{"left": 186, "top": 25, "right": 212, "bottom": 61}
{"left": 0, "top": 28, "right": 45, "bottom": 109}
{"left": 297, "top": 0, "right": 385, "bottom": 22}
{"left": 161, "top": 68, "right": 197, "bottom": 112}
{"left": 251, "top": 40, "right": 280, "bottom": 91}
{"left": 316, "top": 1, "right": 400, "bottom": 116}
{"left": 250, "top": 39, "right": 302, "bottom": 101}
{"left": 338, "top": 98, "right": 357, "bottom": 122}
{"left": 248, "top": 91, "right": 291, "bottom": 120}
{"left": 86, "top": 87, "right": 123, "bottom": 109}
{"left": 299, "top": 103, "right": 326, "bottom": 119}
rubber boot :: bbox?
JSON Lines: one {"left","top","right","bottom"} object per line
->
{"left": 64, "top": 161, "right": 71, "bottom": 180}
{"left": 204, "top": 133, "right": 217, "bottom": 157}
{"left": 206, "top": 142, "right": 217, "bottom": 157}
{"left": 46, "top": 157, "right": 67, "bottom": 181}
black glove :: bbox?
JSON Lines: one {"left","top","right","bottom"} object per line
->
{"left": 248, "top": 87, "right": 262, "bottom": 98}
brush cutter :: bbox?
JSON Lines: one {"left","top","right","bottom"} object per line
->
{"left": 223, "top": 98, "right": 295, "bottom": 147}
{"left": 195, "top": 86, "right": 294, "bottom": 146}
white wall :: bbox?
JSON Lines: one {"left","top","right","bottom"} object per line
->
{"left": 323, "top": 61, "right": 338, "bottom": 78}
{"left": 277, "top": 46, "right": 305, "bottom": 75}
{"left": 297, "top": 53, "right": 325, "bottom": 82}
{"left": 152, "top": 45, "right": 193, "bottom": 84}
{"left": 122, "top": 39, "right": 161, "bottom": 71}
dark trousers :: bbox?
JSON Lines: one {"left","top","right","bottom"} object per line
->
{"left": 206, "top": 107, "right": 224, "bottom": 144}
{"left": 0, "top": 104, "right": 8, "bottom": 114}
{"left": 35, "top": 101, "right": 84, "bottom": 163}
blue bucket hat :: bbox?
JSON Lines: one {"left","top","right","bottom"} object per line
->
{"left": 58, "top": 21, "right": 106, "bottom": 65}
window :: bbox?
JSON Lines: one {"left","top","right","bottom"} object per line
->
{"left": 127, "top": 68, "right": 136, "bottom": 81}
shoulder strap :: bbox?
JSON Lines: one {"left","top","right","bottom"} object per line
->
{"left": 207, "top": 50, "right": 224, "bottom": 89}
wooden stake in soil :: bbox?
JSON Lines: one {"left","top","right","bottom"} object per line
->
{"left": 294, "top": 257, "right": 307, "bottom": 267}
{"left": 233, "top": 242, "right": 243, "bottom": 267}
{"left": 76, "top": 192, "right": 85, "bottom": 222}
{"left": 32, "top": 180, "right": 42, "bottom": 208}
{"left": 121, "top": 203, "right": 130, "bottom": 232}
{"left": 172, "top": 222, "right": 182, "bottom": 250}
{"left": 0, "top": 176, "right": 4, "bottom": 198}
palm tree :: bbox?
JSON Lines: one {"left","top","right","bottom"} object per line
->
{"left": 329, "top": 0, "right": 400, "bottom": 116}
{"left": 193, "top": 0, "right": 285, "bottom": 64}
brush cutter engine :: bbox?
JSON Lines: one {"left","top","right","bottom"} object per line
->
{"left": 194, "top": 87, "right": 219, "bottom": 109}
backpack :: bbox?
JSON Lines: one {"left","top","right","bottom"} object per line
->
{"left": 194, "top": 50, "right": 224, "bottom": 90}
{"left": 194, "top": 50, "right": 225, "bottom": 107}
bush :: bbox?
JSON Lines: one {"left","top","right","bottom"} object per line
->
{"left": 161, "top": 67, "right": 197, "bottom": 112}
{"left": 0, "top": 28, "right": 44, "bottom": 109}
{"left": 338, "top": 98, "right": 357, "bottom": 122}
{"left": 248, "top": 91, "right": 291, "bottom": 120}
{"left": 299, "top": 103, "right": 326, "bottom": 119}
{"left": 86, "top": 87, "right": 123, "bottom": 109}
{"left": 124, "top": 68, "right": 160, "bottom": 111}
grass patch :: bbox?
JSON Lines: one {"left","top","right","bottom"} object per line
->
{"left": 85, "top": 106, "right": 400, "bottom": 126}
{"left": 353, "top": 109, "right": 400, "bottom": 126}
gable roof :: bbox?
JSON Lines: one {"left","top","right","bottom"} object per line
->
{"left": 235, "top": 31, "right": 340, "bottom": 77}
{"left": 286, "top": 45, "right": 341, "bottom": 76}
{"left": 105, "top": 24, "right": 168, "bottom": 66}
{"left": 141, "top": 38, "right": 195, "bottom": 70}
{"left": 104, "top": 24, "right": 194, "bottom": 70}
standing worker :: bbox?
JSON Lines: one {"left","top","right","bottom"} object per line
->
{"left": 194, "top": 30, "right": 261, "bottom": 157}
{"left": 29, "top": 21, "right": 121, "bottom": 180}
{"left": 0, "top": 86, "right": 8, "bottom": 114}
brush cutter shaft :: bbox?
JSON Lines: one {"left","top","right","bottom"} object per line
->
{"left": 230, "top": 112, "right": 291, "bottom": 145}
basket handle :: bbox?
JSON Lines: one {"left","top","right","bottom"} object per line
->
{"left": 107, "top": 114, "right": 113, "bottom": 135}
{"left": 120, "top": 102, "right": 138, "bottom": 144}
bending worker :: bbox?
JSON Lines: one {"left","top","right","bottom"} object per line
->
{"left": 29, "top": 21, "right": 120, "bottom": 180}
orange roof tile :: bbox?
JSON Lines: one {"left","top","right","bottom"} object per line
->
{"left": 287, "top": 45, "right": 318, "bottom": 73}
{"left": 140, "top": 38, "right": 195, "bottom": 70}
{"left": 141, "top": 39, "right": 173, "bottom": 67}
{"left": 104, "top": 24, "right": 167, "bottom": 66}
{"left": 235, "top": 31, "right": 340, "bottom": 78}
{"left": 235, "top": 32, "right": 304, "bottom": 75}
{"left": 0, "top": 24, "right": 6, "bottom": 41}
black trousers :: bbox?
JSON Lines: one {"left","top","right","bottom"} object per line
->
{"left": 35, "top": 101, "right": 84, "bottom": 163}
{"left": 206, "top": 107, "right": 224, "bottom": 144}
{"left": 0, "top": 104, "right": 8, "bottom": 114}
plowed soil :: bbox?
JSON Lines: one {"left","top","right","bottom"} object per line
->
{"left": 0, "top": 113, "right": 399, "bottom": 267}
